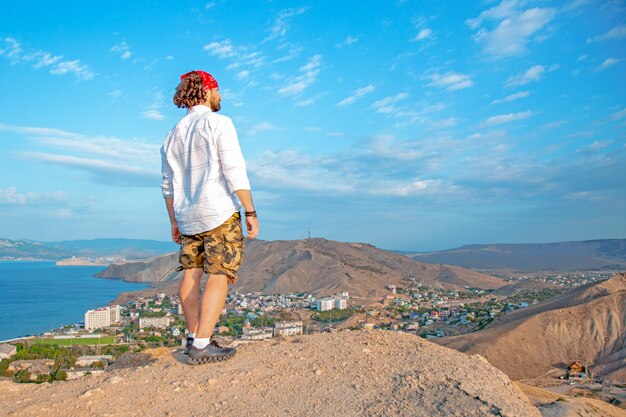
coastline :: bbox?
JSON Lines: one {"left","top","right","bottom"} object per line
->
{"left": 56, "top": 259, "right": 110, "bottom": 266}
{"left": 0, "top": 261, "right": 149, "bottom": 341}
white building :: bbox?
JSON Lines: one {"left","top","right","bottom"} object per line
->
{"left": 75, "top": 355, "right": 113, "bottom": 367}
{"left": 334, "top": 298, "right": 348, "bottom": 310}
{"left": 241, "top": 327, "right": 273, "bottom": 340}
{"left": 0, "top": 344, "right": 17, "bottom": 359}
{"left": 273, "top": 320, "right": 303, "bottom": 337}
{"left": 138, "top": 316, "right": 172, "bottom": 329}
{"left": 109, "top": 305, "right": 121, "bottom": 323}
{"left": 316, "top": 298, "right": 334, "bottom": 311}
{"left": 84, "top": 305, "right": 120, "bottom": 330}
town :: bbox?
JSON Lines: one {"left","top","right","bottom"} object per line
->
{"left": 0, "top": 279, "right": 572, "bottom": 384}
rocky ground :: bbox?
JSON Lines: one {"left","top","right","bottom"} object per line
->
{"left": 0, "top": 330, "right": 541, "bottom": 417}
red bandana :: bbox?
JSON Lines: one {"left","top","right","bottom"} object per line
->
{"left": 180, "top": 70, "right": 219, "bottom": 90}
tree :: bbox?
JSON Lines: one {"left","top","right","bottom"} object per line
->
{"left": 15, "top": 370, "right": 32, "bottom": 383}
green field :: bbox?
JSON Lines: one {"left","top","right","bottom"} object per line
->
{"left": 33, "top": 336, "right": 116, "bottom": 346}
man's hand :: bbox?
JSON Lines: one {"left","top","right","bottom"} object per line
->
{"left": 245, "top": 216, "right": 259, "bottom": 239}
{"left": 171, "top": 223, "right": 181, "bottom": 244}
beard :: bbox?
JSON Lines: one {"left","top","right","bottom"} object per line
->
{"left": 210, "top": 98, "right": 221, "bottom": 112}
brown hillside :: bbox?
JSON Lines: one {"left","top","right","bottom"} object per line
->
{"left": 438, "top": 274, "right": 626, "bottom": 382}
{"left": 98, "top": 238, "right": 506, "bottom": 298}
{"left": 0, "top": 330, "right": 540, "bottom": 417}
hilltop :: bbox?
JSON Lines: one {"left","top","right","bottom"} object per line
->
{"left": 409, "top": 239, "right": 626, "bottom": 273}
{"left": 0, "top": 330, "right": 541, "bottom": 417}
{"left": 97, "top": 238, "right": 507, "bottom": 298}
{"left": 438, "top": 274, "right": 626, "bottom": 382}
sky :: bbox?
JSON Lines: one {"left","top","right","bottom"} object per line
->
{"left": 0, "top": 0, "right": 624, "bottom": 251}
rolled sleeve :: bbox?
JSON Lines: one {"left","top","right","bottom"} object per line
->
{"left": 160, "top": 145, "right": 174, "bottom": 198}
{"left": 216, "top": 117, "right": 251, "bottom": 193}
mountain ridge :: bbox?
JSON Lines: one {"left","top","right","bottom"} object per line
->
{"left": 96, "top": 238, "right": 508, "bottom": 297}
{"left": 437, "top": 273, "right": 626, "bottom": 383}
{"left": 409, "top": 238, "right": 626, "bottom": 273}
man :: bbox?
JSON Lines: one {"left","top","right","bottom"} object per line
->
{"left": 161, "top": 70, "right": 259, "bottom": 365}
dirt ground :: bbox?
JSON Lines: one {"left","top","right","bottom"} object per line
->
{"left": 1, "top": 329, "right": 541, "bottom": 417}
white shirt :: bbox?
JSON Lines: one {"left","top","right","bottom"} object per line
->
{"left": 161, "top": 105, "right": 251, "bottom": 235}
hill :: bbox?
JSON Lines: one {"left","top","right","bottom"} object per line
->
{"left": 0, "top": 238, "right": 177, "bottom": 260}
{"left": 96, "top": 238, "right": 508, "bottom": 298}
{"left": 409, "top": 239, "right": 626, "bottom": 273}
{"left": 0, "top": 330, "right": 541, "bottom": 417}
{"left": 437, "top": 274, "right": 626, "bottom": 383}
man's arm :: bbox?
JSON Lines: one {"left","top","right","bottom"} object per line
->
{"left": 161, "top": 144, "right": 180, "bottom": 244}
{"left": 235, "top": 189, "right": 259, "bottom": 239}
{"left": 217, "top": 117, "right": 259, "bottom": 239}
{"left": 164, "top": 197, "right": 181, "bottom": 244}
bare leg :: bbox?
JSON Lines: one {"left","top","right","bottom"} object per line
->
{"left": 179, "top": 268, "right": 203, "bottom": 334}
{"left": 195, "top": 274, "right": 229, "bottom": 339}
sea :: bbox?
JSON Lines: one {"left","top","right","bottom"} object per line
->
{"left": 0, "top": 261, "right": 149, "bottom": 341}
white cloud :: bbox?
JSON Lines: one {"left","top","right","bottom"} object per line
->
{"left": 0, "top": 38, "right": 95, "bottom": 80}
{"left": 111, "top": 41, "right": 131, "bottom": 59}
{"left": 467, "top": 1, "right": 556, "bottom": 58}
{"left": 243, "top": 122, "right": 276, "bottom": 136}
{"left": 414, "top": 28, "right": 432, "bottom": 41}
{"left": 267, "top": 7, "right": 307, "bottom": 41}
{"left": 220, "top": 88, "right": 244, "bottom": 107}
{"left": 0, "top": 187, "right": 70, "bottom": 207}
{"left": 205, "top": 2, "right": 215, "bottom": 9}
{"left": 0, "top": 123, "right": 82, "bottom": 139}
{"left": 335, "top": 35, "right": 358, "bottom": 48}
{"left": 428, "top": 72, "right": 473, "bottom": 91}
{"left": 371, "top": 93, "right": 409, "bottom": 114}
{"left": 165, "top": 55, "right": 174, "bottom": 60}
{"left": 278, "top": 54, "right": 322, "bottom": 96}
{"left": 236, "top": 70, "right": 250, "bottom": 80}
{"left": 24, "top": 152, "right": 156, "bottom": 179}
{"left": 204, "top": 39, "right": 237, "bottom": 59}
{"left": 5, "top": 123, "right": 161, "bottom": 187}
{"left": 587, "top": 25, "right": 626, "bottom": 43}
{"left": 491, "top": 90, "right": 530, "bottom": 105}
{"left": 336, "top": 84, "right": 375, "bottom": 107}
{"left": 505, "top": 65, "right": 545, "bottom": 86}
{"left": 108, "top": 89, "right": 123, "bottom": 98}
{"left": 0, "top": 37, "right": 23, "bottom": 61}
{"left": 484, "top": 110, "right": 532, "bottom": 125}
{"left": 26, "top": 51, "right": 62, "bottom": 68}
{"left": 49, "top": 60, "right": 95, "bottom": 80}
{"left": 141, "top": 90, "right": 166, "bottom": 121}
{"left": 141, "top": 109, "right": 165, "bottom": 120}
{"left": 598, "top": 57, "right": 621, "bottom": 70}
{"left": 610, "top": 108, "right": 626, "bottom": 120}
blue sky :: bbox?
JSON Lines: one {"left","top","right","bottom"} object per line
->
{"left": 0, "top": 0, "right": 624, "bottom": 251}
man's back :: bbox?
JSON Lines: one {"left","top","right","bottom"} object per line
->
{"left": 161, "top": 105, "right": 250, "bottom": 235}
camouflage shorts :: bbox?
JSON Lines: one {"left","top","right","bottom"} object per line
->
{"left": 178, "top": 212, "right": 244, "bottom": 285}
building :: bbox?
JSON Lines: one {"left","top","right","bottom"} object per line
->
{"left": 334, "top": 298, "right": 348, "bottom": 310}
{"left": 84, "top": 305, "right": 120, "bottom": 330}
{"left": 8, "top": 359, "right": 55, "bottom": 380}
{"left": 110, "top": 305, "right": 121, "bottom": 323}
{"left": 0, "top": 344, "right": 17, "bottom": 359}
{"left": 274, "top": 320, "right": 303, "bottom": 337}
{"left": 65, "top": 368, "right": 106, "bottom": 380}
{"left": 85, "top": 307, "right": 110, "bottom": 330}
{"left": 138, "top": 316, "right": 172, "bottom": 329}
{"left": 567, "top": 361, "right": 586, "bottom": 378}
{"left": 75, "top": 355, "right": 113, "bottom": 367}
{"left": 241, "top": 327, "right": 273, "bottom": 340}
{"left": 316, "top": 298, "right": 334, "bottom": 311}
